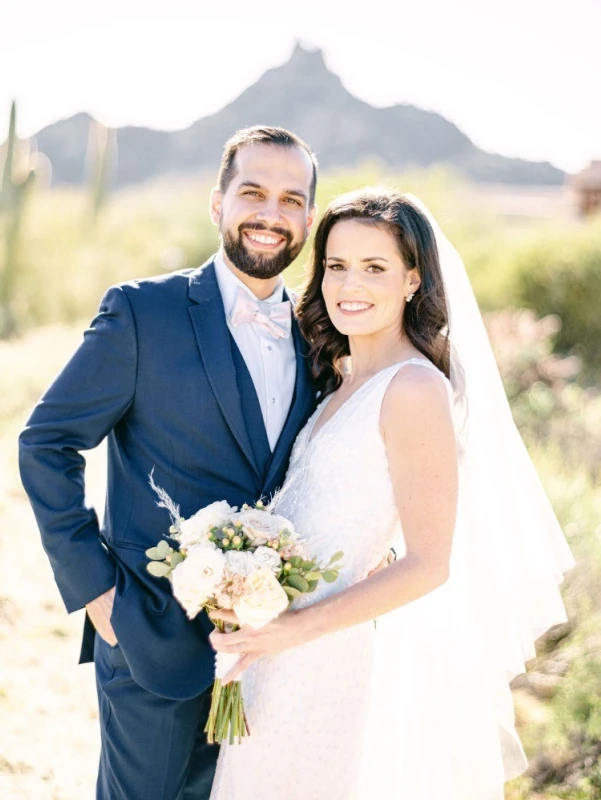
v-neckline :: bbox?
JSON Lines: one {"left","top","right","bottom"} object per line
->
{"left": 307, "top": 357, "right": 433, "bottom": 446}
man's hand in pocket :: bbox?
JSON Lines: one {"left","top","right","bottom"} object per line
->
{"left": 86, "top": 585, "right": 118, "bottom": 646}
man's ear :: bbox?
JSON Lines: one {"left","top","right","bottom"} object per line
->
{"left": 306, "top": 203, "right": 319, "bottom": 235}
{"left": 209, "top": 187, "right": 222, "bottom": 227}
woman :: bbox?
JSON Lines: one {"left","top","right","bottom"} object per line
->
{"left": 208, "top": 190, "right": 575, "bottom": 800}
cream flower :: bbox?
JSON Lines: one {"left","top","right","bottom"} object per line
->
{"left": 232, "top": 508, "right": 295, "bottom": 546}
{"left": 224, "top": 550, "right": 256, "bottom": 577}
{"left": 214, "top": 587, "right": 234, "bottom": 610}
{"left": 178, "top": 501, "right": 235, "bottom": 549}
{"left": 233, "top": 566, "right": 289, "bottom": 629}
{"left": 252, "top": 545, "right": 282, "bottom": 573}
{"left": 171, "top": 545, "right": 225, "bottom": 619}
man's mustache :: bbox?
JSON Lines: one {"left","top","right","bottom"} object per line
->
{"left": 239, "top": 222, "right": 292, "bottom": 244}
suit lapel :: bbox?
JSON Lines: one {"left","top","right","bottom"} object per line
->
{"left": 263, "top": 293, "right": 317, "bottom": 493}
{"left": 188, "top": 260, "right": 261, "bottom": 480}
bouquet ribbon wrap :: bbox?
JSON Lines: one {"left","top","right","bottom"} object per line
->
{"left": 215, "top": 652, "right": 242, "bottom": 682}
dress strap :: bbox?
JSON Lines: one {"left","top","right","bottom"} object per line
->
{"left": 365, "top": 358, "right": 454, "bottom": 424}
{"left": 380, "top": 358, "right": 452, "bottom": 392}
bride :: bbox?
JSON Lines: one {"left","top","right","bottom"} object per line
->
{"left": 208, "top": 189, "right": 575, "bottom": 800}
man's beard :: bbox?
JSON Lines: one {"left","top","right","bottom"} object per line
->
{"left": 221, "top": 221, "right": 306, "bottom": 279}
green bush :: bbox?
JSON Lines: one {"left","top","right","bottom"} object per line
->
{"left": 552, "top": 658, "right": 601, "bottom": 742}
{"left": 513, "top": 221, "right": 601, "bottom": 382}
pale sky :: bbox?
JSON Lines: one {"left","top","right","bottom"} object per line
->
{"left": 2, "top": 0, "right": 599, "bottom": 173}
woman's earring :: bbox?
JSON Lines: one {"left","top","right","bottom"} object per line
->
{"left": 406, "top": 292, "right": 415, "bottom": 302}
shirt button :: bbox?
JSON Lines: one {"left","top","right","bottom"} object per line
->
{"left": 271, "top": 397, "right": 276, "bottom": 404}
{"left": 267, "top": 345, "right": 273, "bottom": 352}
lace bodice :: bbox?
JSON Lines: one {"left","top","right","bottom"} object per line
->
{"left": 274, "top": 358, "right": 449, "bottom": 603}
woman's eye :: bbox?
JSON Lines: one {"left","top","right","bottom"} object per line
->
{"left": 327, "top": 263, "right": 345, "bottom": 272}
{"left": 366, "top": 264, "right": 384, "bottom": 273}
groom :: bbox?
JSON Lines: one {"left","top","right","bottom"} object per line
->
{"left": 19, "top": 126, "right": 319, "bottom": 799}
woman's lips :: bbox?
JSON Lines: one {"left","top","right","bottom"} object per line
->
{"left": 337, "top": 301, "right": 374, "bottom": 315}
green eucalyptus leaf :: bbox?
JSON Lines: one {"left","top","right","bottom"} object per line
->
{"left": 286, "top": 574, "right": 310, "bottom": 593}
{"left": 307, "top": 579, "right": 319, "bottom": 592}
{"left": 147, "top": 561, "right": 172, "bottom": 578}
{"left": 328, "top": 551, "right": 344, "bottom": 564}
{"left": 170, "top": 552, "right": 184, "bottom": 568}
{"left": 322, "top": 569, "right": 339, "bottom": 583}
{"left": 289, "top": 556, "right": 302, "bottom": 568}
{"left": 301, "top": 560, "right": 315, "bottom": 571}
{"left": 145, "top": 547, "right": 164, "bottom": 560}
{"left": 283, "top": 585, "right": 302, "bottom": 599}
{"left": 288, "top": 567, "right": 300, "bottom": 575}
{"left": 304, "top": 572, "right": 322, "bottom": 581}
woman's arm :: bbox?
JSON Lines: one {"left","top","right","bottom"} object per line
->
{"left": 211, "top": 366, "right": 459, "bottom": 682}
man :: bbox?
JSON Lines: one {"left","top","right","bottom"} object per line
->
{"left": 19, "top": 126, "right": 319, "bottom": 799}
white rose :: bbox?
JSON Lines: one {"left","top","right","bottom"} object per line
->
{"left": 232, "top": 508, "right": 295, "bottom": 546}
{"left": 233, "top": 566, "right": 289, "bottom": 629}
{"left": 178, "top": 501, "right": 234, "bottom": 549}
{"left": 252, "top": 546, "right": 282, "bottom": 573}
{"left": 271, "top": 513, "right": 296, "bottom": 535}
{"left": 171, "top": 545, "right": 225, "bottom": 619}
{"left": 231, "top": 508, "right": 277, "bottom": 545}
{"left": 224, "top": 550, "right": 256, "bottom": 577}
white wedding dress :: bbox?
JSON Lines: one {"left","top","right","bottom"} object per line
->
{"left": 210, "top": 357, "right": 528, "bottom": 800}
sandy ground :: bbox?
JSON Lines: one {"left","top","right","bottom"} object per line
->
{"left": 0, "top": 434, "right": 107, "bottom": 799}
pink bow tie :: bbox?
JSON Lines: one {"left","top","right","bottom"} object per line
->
{"left": 230, "top": 287, "right": 292, "bottom": 340}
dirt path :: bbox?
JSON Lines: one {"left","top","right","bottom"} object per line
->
{"left": 0, "top": 326, "right": 106, "bottom": 799}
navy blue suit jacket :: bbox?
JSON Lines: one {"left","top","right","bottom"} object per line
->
{"left": 19, "top": 259, "right": 317, "bottom": 700}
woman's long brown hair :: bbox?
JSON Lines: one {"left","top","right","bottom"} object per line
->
{"left": 296, "top": 189, "right": 450, "bottom": 396}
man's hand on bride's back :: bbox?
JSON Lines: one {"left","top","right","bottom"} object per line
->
{"left": 86, "top": 586, "right": 118, "bottom": 646}
{"left": 367, "top": 550, "right": 395, "bottom": 577}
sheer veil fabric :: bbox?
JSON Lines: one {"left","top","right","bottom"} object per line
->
{"left": 358, "top": 196, "right": 575, "bottom": 799}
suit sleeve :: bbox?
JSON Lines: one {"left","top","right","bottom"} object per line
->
{"left": 18, "top": 285, "right": 138, "bottom": 612}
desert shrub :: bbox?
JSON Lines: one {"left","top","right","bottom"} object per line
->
{"left": 512, "top": 221, "right": 601, "bottom": 382}
{"left": 486, "top": 308, "right": 601, "bottom": 481}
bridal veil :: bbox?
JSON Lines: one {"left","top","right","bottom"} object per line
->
{"left": 359, "top": 195, "right": 575, "bottom": 800}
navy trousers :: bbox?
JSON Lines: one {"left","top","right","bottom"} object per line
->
{"left": 94, "top": 635, "right": 218, "bottom": 799}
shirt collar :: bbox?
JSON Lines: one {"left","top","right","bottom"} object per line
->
{"left": 213, "top": 250, "right": 285, "bottom": 318}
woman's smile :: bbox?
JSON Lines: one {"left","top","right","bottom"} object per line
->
{"left": 337, "top": 301, "right": 375, "bottom": 315}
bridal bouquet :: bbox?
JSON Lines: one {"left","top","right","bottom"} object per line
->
{"left": 145, "top": 472, "right": 343, "bottom": 744}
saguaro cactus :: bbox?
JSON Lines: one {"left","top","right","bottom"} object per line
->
{"left": 0, "top": 100, "right": 36, "bottom": 337}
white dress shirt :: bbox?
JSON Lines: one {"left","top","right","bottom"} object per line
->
{"left": 213, "top": 251, "right": 297, "bottom": 451}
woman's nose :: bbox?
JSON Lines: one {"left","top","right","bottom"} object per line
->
{"left": 342, "top": 271, "right": 364, "bottom": 293}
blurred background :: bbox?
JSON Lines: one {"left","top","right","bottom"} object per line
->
{"left": 1, "top": 1, "right": 600, "bottom": 797}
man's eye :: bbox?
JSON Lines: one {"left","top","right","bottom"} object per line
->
{"left": 284, "top": 197, "right": 302, "bottom": 206}
{"left": 243, "top": 190, "right": 261, "bottom": 197}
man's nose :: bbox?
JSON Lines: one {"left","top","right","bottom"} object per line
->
{"left": 255, "top": 197, "right": 283, "bottom": 227}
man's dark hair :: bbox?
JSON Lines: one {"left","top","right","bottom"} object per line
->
{"left": 217, "top": 126, "right": 318, "bottom": 206}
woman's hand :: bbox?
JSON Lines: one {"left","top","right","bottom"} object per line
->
{"left": 209, "top": 609, "right": 306, "bottom": 684}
